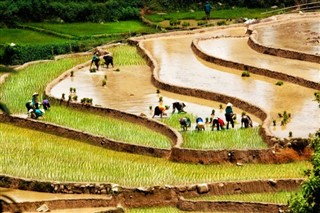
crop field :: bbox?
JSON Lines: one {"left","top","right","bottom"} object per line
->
{"left": 27, "top": 21, "right": 159, "bottom": 37}
{"left": 160, "top": 114, "right": 266, "bottom": 149}
{"left": 0, "top": 28, "right": 67, "bottom": 45}
{"left": 0, "top": 15, "right": 315, "bottom": 210}
{"left": 145, "top": 7, "right": 269, "bottom": 23}
{"left": 0, "top": 123, "right": 311, "bottom": 186}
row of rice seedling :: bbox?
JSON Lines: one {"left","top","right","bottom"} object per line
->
{"left": 161, "top": 114, "right": 266, "bottom": 150}
{"left": 190, "top": 191, "right": 297, "bottom": 204}
{"left": 0, "top": 123, "right": 311, "bottom": 187}
{"left": 109, "top": 45, "right": 147, "bottom": 66}
{"left": 45, "top": 106, "right": 171, "bottom": 149}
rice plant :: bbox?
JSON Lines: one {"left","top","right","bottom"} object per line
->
{"left": 0, "top": 123, "right": 311, "bottom": 187}
{"left": 160, "top": 113, "right": 266, "bottom": 150}
{"left": 45, "top": 106, "right": 171, "bottom": 148}
{"left": 108, "top": 45, "right": 146, "bottom": 66}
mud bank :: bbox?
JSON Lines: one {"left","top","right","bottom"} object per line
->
{"left": 247, "top": 13, "right": 320, "bottom": 63}
{"left": 191, "top": 36, "right": 320, "bottom": 90}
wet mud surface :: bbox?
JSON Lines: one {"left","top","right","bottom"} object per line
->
{"left": 253, "top": 16, "right": 320, "bottom": 54}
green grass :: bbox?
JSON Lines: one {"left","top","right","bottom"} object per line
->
{"left": 161, "top": 114, "right": 266, "bottom": 150}
{"left": 145, "top": 7, "right": 271, "bottom": 23}
{"left": 0, "top": 123, "right": 311, "bottom": 187}
{"left": 0, "top": 28, "right": 68, "bottom": 45}
{"left": 190, "top": 191, "right": 297, "bottom": 204}
{"left": 27, "top": 21, "right": 159, "bottom": 37}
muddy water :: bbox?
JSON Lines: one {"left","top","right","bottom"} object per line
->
{"left": 254, "top": 18, "right": 320, "bottom": 54}
{"left": 50, "top": 64, "right": 260, "bottom": 128}
{"left": 198, "top": 37, "right": 320, "bottom": 83}
{"left": 0, "top": 188, "right": 109, "bottom": 202}
{"left": 140, "top": 28, "right": 319, "bottom": 138}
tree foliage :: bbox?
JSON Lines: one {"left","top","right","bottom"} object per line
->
{"left": 289, "top": 129, "right": 320, "bottom": 213}
{"left": 0, "top": 0, "right": 301, "bottom": 24}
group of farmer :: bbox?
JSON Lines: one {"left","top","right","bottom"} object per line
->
{"left": 90, "top": 49, "right": 114, "bottom": 71}
{"left": 25, "top": 93, "right": 51, "bottom": 119}
{"left": 152, "top": 101, "right": 253, "bottom": 131}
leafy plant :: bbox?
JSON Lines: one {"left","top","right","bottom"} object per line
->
{"left": 289, "top": 130, "right": 320, "bottom": 212}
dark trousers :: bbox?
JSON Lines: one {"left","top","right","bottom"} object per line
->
{"left": 225, "top": 113, "right": 234, "bottom": 129}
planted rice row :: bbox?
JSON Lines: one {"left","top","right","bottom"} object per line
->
{"left": 0, "top": 123, "right": 311, "bottom": 187}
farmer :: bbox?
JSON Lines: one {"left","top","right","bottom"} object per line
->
{"left": 152, "top": 102, "right": 169, "bottom": 118}
{"left": 103, "top": 51, "right": 114, "bottom": 68}
{"left": 42, "top": 99, "right": 51, "bottom": 110}
{"left": 241, "top": 112, "right": 253, "bottom": 128}
{"left": 212, "top": 117, "right": 225, "bottom": 131}
{"left": 225, "top": 102, "right": 235, "bottom": 129}
{"left": 180, "top": 117, "right": 191, "bottom": 131}
{"left": 90, "top": 51, "right": 100, "bottom": 71}
{"left": 31, "top": 92, "right": 39, "bottom": 109}
{"left": 172, "top": 102, "right": 186, "bottom": 114}
{"left": 195, "top": 117, "right": 205, "bottom": 131}
{"left": 204, "top": 1, "right": 213, "bottom": 20}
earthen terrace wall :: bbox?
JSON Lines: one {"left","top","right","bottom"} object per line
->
{"left": 0, "top": 174, "right": 304, "bottom": 210}
{"left": 191, "top": 36, "right": 320, "bottom": 90}
{"left": 247, "top": 13, "right": 320, "bottom": 64}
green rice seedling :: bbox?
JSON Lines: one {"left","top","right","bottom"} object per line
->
{"left": 276, "top": 81, "right": 284, "bottom": 86}
{"left": 45, "top": 106, "right": 172, "bottom": 149}
{"left": 190, "top": 191, "right": 298, "bottom": 204}
{"left": 108, "top": 45, "right": 146, "bottom": 66}
{"left": 241, "top": 71, "right": 250, "bottom": 77}
{"left": 181, "top": 22, "right": 190, "bottom": 27}
{"left": 181, "top": 127, "right": 266, "bottom": 150}
{"left": 1, "top": 123, "right": 311, "bottom": 187}
{"left": 102, "top": 79, "right": 107, "bottom": 86}
{"left": 160, "top": 113, "right": 265, "bottom": 150}
{"left": 217, "top": 20, "right": 226, "bottom": 26}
